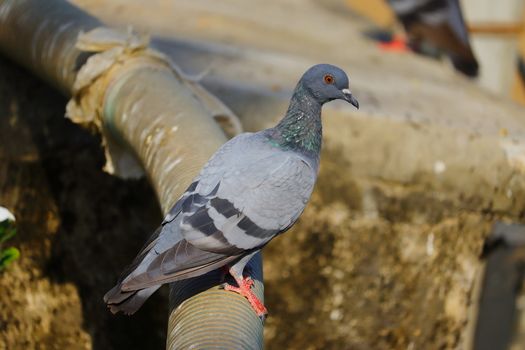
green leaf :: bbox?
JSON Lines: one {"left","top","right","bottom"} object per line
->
{"left": 0, "top": 219, "right": 17, "bottom": 244}
{"left": 0, "top": 247, "right": 20, "bottom": 270}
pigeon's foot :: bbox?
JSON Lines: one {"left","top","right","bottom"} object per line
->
{"left": 224, "top": 276, "right": 268, "bottom": 318}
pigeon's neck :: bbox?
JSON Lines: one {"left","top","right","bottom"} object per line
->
{"left": 269, "top": 84, "right": 323, "bottom": 156}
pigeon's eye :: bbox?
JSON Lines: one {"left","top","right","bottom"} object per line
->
{"left": 323, "top": 74, "right": 335, "bottom": 84}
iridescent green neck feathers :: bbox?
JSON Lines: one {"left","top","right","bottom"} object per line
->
{"left": 267, "top": 84, "right": 323, "bottom": 156}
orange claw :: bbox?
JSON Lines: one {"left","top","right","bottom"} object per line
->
{"left": 224, "top": 276, "right": 268, "bottom": 318}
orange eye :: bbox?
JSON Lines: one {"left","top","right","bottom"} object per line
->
{"left": 323, "top": 74, "right": 334, "bottom": 84}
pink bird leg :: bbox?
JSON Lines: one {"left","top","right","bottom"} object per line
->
{"left": 224, "top": 271, "right": 267, "bottom": 318}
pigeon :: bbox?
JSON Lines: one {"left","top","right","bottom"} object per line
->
{"left": 104, "top": 64, "right": 359, "bottom": 317}
{"left": 387, "top": 0, "right": 479, "bottom": 77}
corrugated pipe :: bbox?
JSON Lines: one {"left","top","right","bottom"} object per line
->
{"left": 0, "top": 0, "right": 264, "bottom": 348}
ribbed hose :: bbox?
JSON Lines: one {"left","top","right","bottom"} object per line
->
{"left": 167, "top": 257, "right": 264, "bottom": 349}
{"left": 0, "top": 0, "right": 264, "bottom": 348}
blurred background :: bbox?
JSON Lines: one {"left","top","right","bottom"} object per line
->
{"left": 348, "top": 0, "right": 525, "bottom": 104}
{"left": 1, "top": 0, "right": 525, "bottom": 349}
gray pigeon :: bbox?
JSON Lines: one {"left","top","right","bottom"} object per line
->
{"left": 387, "top": 0, "right": 479, "bottom": 77}
{"left": 104, "top": 63, "right": 359, "bottom": 317}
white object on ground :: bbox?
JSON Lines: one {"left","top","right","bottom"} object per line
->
{"left": 0, "top": 206, "right": 15, "bottom": 222}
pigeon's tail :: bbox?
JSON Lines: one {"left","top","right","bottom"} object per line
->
{"left": 103, "top": 225, "right": 164, "bottom": 315}
{"left": 104, "top": 283, "right": 160, "bottom": 315}
{"left": 103, "top": 220, "right": 242, "bottom": 315}
{"left": 450, "top": 54, "right": 479, "bottom": 77}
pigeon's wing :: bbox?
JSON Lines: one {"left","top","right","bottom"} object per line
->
{"left": 117, "top": 133, "right": 316, "bottom": 291}
{"left": 180, "top": 148, "right": 317, "bottom": 254}
{"left": 107, "top": 181, "right": 241, "bottom": 296}
{"left": 111, "top": 135, "right": 254, "bottom": 293}
{"left": 119, "top": 238, "right": 242, "bottom": 291}
{"left": 110, "top": 188, "right": 187, "bottom": 287}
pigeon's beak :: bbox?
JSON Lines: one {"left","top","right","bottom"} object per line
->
{"left": 342, "top": 88, "right": 359, "bottom": 109}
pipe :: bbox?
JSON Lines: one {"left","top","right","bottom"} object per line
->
{"left": 0, "top": 0, "right": 100, "bottom": 94}
{"left": 0, "top": 0, "right": 264, "bottom": 348}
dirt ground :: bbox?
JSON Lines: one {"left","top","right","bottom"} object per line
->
{"left": 0, "top": 56, "right": 166, "bottom": 350}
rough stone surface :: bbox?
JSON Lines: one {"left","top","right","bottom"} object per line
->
{"left": 263, "top": 147, "right": 492, "bottom": 349}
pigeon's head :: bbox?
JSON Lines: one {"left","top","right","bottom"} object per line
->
{"left": 300, "top": 64, "right": 359, "bottom": 109}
